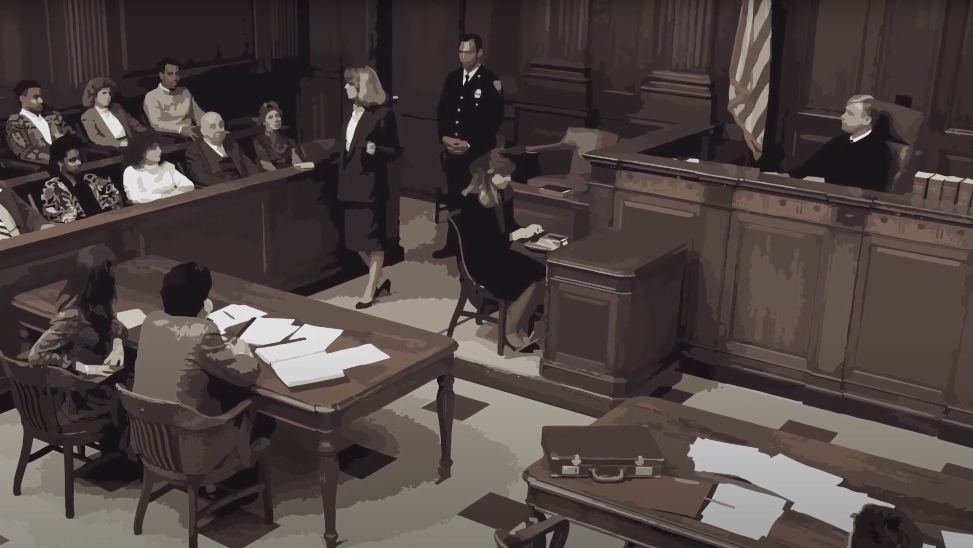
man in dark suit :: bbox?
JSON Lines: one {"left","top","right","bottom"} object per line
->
{"left": 431, "top": 33, "right": 506, "bottom": 259}
{"left": 184, "top": 112, "right": 257, "bottom": 186}
{"left": 0, "top": 180, "right": 52, "bottom": 239}
{"left": 783, "top": 94, "right": 893, "bottom": 193}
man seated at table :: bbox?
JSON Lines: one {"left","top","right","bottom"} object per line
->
{"left": 0, "top": 180, "right": 53, "bottom": 239}
{"left": 132, "top": 262, "right": 275, "bottom": 510}
{"left": 848, "top": 504, "right": 921, "bottom": 548}
{"left": 184, "top": 112, "right": 256, "bottom": 186}
{"left": 781, "top": 94, "right": 893, "bottom": 193}
{"left": 142, "top": 58, "right": 203, "bottom": 140}
{"left": 5, "top": 80, "right": 72, "bottom": 163}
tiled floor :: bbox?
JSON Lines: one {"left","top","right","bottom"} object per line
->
{"left": 2, "top": 197, "right": 973, "bottom": 546}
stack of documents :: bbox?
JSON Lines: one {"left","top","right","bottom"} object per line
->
{"left": 689, "top": 438, "right": 895, "bottom": 534}
{"left": 208, "top": 304, "right": 267, "bottom": 333}
{"left": 255, "top": 323, "right": 390, "bottom": 388}
{"left": 117, "top": 309, "right": 147, "bottom": 329}
{"left": 239, "top": 317, "right": 301, "bottom": 346}
{"left": 700, "top": 483, "right": 786, "bottom": 540}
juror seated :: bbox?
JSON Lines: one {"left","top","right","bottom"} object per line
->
{"left": 458, "top": 148, "right": 546, "bottom": 351}
{"left": 184, "top": 112, "right": 257, "bottom": 186}
{"left": 781, "top": 94, "right": 893, "bottom": 193}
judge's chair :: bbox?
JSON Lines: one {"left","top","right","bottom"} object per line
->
{"left": 445, "top": 215, "right": 509, "bottom": 356}
{"left": 118, "top": 386, "right": 273, "bottom": 548}
{"left": 521, "top": 127, "right": 619, "bottom": 192}
{"left": 871, "top": 100, "right": 925, "bottom": 194}
{"left": 494, "top": 517, "right": 570, "bottom": 548}
{"left": 0, "top": 353, "right": 117, "bottom": 519}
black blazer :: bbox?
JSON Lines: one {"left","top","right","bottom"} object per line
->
{"left": 332, "top": 106, "right": 402, "bottom": 203}
{"left": 184, "top": 139, "right": 257, "bottom": 187}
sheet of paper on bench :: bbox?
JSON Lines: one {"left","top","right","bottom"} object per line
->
{"left": 256, "top": 325, "right": 343, "bottom": 363}
{"left": 689, "top": 438, "right": 772, "bottom": 481}
{"left": 117, "top": 309, "right": 147, "bottom": 329}
{"left": 239, "top": 317, "right": 300, "bottom": 346}
{"left": 791, "top": 488, "right": 891, "bottom": 533}
{"left": 208, "top": 304, "right": 268, "bottom": 333}
{"left": 942, "top": 531, "right": 973, "bottom": 548}
{"left": 700, "top": 483, "right": 786, "bottom": 540}
{"left": 271, "top": 344, "right": 390, "bottom": 388}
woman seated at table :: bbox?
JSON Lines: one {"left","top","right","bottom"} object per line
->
{"left": 29, "top": 245, "right": 130, "bottom": 415}
{"left": 251, "top": 101, "right": 314, "bottom": 171}
{"left": 40, "top": 135, "right": 124, "bottom": 223}
{"left": 458, "top": 148, "right": 546, "bottom": 351}
{"left": 849, "top": 504, "right": 922, "bottom": 548}
{"left": 122, "top": 132, "right": 195, "bottom": 204}
{"left": 80, "top": 76, "right": 146, "bottom": 148}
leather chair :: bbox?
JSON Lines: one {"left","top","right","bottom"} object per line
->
{"left": 494, "top": 516, "right": 569, "bottom": 548}
{"left": 871, "top": 101, "right": 925, "bottom": 194}
{"left": 522, "top": 128, "right": 619, "bottom": 192}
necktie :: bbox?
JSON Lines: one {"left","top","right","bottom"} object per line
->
{"left": 463, "top": 74, "right": 469, "bottom": 86}
{"left": 0, "top": 217, "right": 12, "bottom": 240}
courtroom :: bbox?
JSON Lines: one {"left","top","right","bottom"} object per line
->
{"left": 1, "top": 0, "right": 973, "bottom": 547}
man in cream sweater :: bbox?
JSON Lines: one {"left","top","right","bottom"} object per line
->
{"left": 143, "top": 58, "right": 204, "bottom": 140}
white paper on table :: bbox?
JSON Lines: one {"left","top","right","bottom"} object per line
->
{"left": 943, "top": 531, "right": 973, "bottom": 548}
{"left": 791, "top": 488, "right": 878, "bottom": 533}
{"left": 239, "top": 317, "right": 300, "bottom": 346}
{"left": 689, "top": 438, "right": 772, "bottom": 480}
{"left": 270, "top": 344, "right": 389, "bottom": 388}
{"left": 700, "top": 484, "right": 786, "bottom": 540}
{"left": 256, "top": 325, "right": 343, "bottom": 363}
{"left": 208, "top": 304, "right": 267, "bottom": 333}
{"left": 117, "top": 308, "right": 147, "bottom": 329}
{"left": 745, "top": 454, "right": 843, "bottom": 502}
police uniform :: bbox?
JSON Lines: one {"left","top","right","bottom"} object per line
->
{"left": 436, "top": 65, "right": 505, "bottom": 209}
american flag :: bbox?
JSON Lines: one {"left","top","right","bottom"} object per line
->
{"left": 728, "top": 0, "right": 772, "bottom": 160}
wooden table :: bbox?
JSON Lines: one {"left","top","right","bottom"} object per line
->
{"left": 12, "top": 256, "right": 458, "bottom": 547}
{"left": 523, "top": 397, "right": 973, "bottom": 548}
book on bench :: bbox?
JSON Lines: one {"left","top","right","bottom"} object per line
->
{"left": 538, "top": 184, "right": 573, "bottom": 198}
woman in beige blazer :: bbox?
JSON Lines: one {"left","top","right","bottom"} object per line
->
{"left": 80, "top": 76, "right": 146, "bottom": 148}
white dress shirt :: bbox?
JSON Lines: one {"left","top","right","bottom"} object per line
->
{"left": 205, "top": 140, "right": 227, "bottom": 157}
{"left": 96, "top": 106, "right": 127, "bottom": 139}
{"left": 463, "top": 65, "right": 480, "bottom": 85}
{"left": 850, "top": 129, "right": 872, "bottom": 143}
{"left": 123, "top": 162, "right": 195, "bottom": 204}
{"left": 346, "top": 106, "right": 365, "bottom": 151}
{"left": 20, "top": 108, "right": 52, "bottom": 144}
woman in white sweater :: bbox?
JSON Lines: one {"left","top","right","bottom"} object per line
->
{"left": 123, "top": 133, "right": 195, "bottom": 204}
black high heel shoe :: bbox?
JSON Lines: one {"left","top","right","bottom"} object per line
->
{"left": 356, "top": 280, "right": 392, "bottom": 310}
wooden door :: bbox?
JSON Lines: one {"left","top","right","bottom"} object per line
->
{"left": 844, "top": 230, "right": 973, "bottom": 408}
{"left": 391, "top": 0, "right": 462, "bottom": 197}
{"left": 718, "top": 209, "right": 832, "bottom": 379}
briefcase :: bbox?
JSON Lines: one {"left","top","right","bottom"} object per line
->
{"left": 541, "top": 425, "right": 664, "bottom": 482}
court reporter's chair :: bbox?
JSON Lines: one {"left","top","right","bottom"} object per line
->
{"left": 0, "top": 353, "right": 116, "bottom": 519}
{"left": 445, "top": 215, "right": 509, "bottom": 356}
{"left": 494, "top": 517, "right": 569, "bottom": 548}
{"left": 118, "top": 386, "right": 273, "bottom": 548}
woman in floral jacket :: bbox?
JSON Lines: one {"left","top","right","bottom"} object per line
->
{"left": 40, "top": 135, "right": 123, "bottom": 223}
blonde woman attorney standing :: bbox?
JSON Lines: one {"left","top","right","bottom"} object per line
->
{"left": 326, "top": 67, "right": 402, "bottom": 309}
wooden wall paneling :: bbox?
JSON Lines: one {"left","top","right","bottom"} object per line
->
{"left": 391, "top": 0, "right": 461, "bottom": 196}
{"left": 930, "top": 0, "right": 973, "bottom": 176}
{"left": 0, "top": 1, "right": 53, "bottom": 107}
{"left": 785, "top": 0, "right": 888, "bottom": 160}
{"left": 463, "top": 0, "right": 521, "bottom": 144}
{"left": 254, "top": 0, "right": 301, "bottom": 64}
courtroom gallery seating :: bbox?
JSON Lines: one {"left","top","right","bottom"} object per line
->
{"left": 119, "top": 386, "right": 273, "bottom": 548}
{"left": 0, "top": 353, "right": 117, "bottom": 520}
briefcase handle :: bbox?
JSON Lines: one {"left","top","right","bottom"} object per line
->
{"left": 590, "top": 469, "right": 626, "bottom": 483}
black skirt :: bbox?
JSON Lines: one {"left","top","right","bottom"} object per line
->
{"left": 343, "top": 202, "right": 387, "bottom": 253}
{"left": 471, "top": 248, "right": 546, "bottom": 301}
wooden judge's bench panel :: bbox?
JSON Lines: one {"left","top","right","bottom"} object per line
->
{"left": 592, "top": 144, "right": 973, "bottom": 431}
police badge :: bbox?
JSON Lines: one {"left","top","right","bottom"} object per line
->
{"left": 474, "top": 88, "right": 482, "bottom": 99}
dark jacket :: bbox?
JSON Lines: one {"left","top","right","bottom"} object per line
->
{"left": 81, "top": 104, "right": 147, "bottom": 148}
{"left": 332, "top": 105, "right": 402, "bottom": 203}
{"left": 784, "top": 130, "right": 893, "bottom": 193}
{"left": 436, "top": 66, "right": 505, "bottom": 158}
{"left": 184, "top": 139, "right": 257, "bottom": 186}
{"left": 0, "top": 181, "right": 46, "bottom": 234}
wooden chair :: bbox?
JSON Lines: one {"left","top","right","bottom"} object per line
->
{"left": 494, "top": 516, "right": 570, "bottom": 548}
{"left": 117, "top": 386, "right": 273, "bottom": 548}
{"left": 523, "top": 128, "right": 619, "bottom": 192}
{"left": 0, "top": 353, "right": 115, "bottom": 519}
{"left": 445, "top": 215, "right": 509, "bottom": 356}
{"left": 872, "top": 101, "right": 925, "bottom": 194}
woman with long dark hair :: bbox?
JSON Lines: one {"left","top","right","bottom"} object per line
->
{"left": 30, "top": 244, "right": 128, "bottom": 401}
